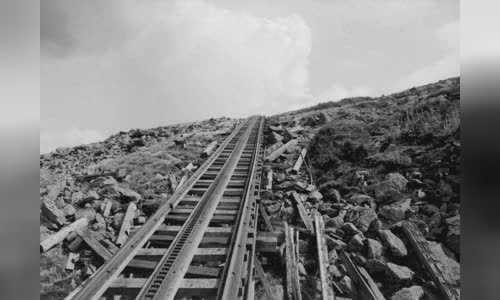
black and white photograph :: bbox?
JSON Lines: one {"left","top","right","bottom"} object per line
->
{"left": 37, "top": 0, "right": 464, "bottom": 299}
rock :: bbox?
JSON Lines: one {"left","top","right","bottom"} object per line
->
{"left": 308, "top": 191, "right": 323, "bottom": 203}
{"left": 386, "top": 262, "right": 414, "bottom": 282}
{"left": 378, "top": 198, "right": 411, "bottom": 222}
{"left": 445, "top": 215, "right": 460, "bottom": 256}
{"left": 427, "top": 241, "right": 460, "bottom": 284}
{"left": 328, "top": 189, "right": 342, "bottom": 202}
{"left": 371, "top": 173, "right": 408, "bottom": 202}
{"left": 345, "top": 206, "right": 378, "bottom": 233}
{"left": 365, "top": 238, "right": 383, "bottom": 259}
{"left": 297, "top": 239, "right": 309, "bottom": 253}
{"left": 41, "top": 199, "right": 66, "bottom": 226}
{"left": 61, "top": 205, "right": 76, "bottom": 217}
{"left": 390, "top": 285, "right": 424, "bottom": 300}
{"left": 365, "top": 259, "right": 387, "bottom": 274}
{"left": 325, "top": 211, "right": 346, "bottom": 228}
{"left": 117, "top": 187, "right": 142, "bottom": 202}
{"left": 89, "top": 176, "right": 117, "bottom": 188}
{"left": 328, "top": 249, "right": 339, "bottom": 262}
{"left": 341, "top": 223, "right": 361, "bottom": 236}
{"left": 347, "top": 234, "right": 365, "bottom": 252}
{"left": 78, "top": 190, "right": 99, "bottom": 206}
{"left": 75, "top": 208, "right": 96, "bottom": 223}
{"left": 347, "top": 194, "right": 375, "bottom": 208}
{"left": 95, "top": 213, "right": 106, "bottom": 225}
{"left": 325, "top": 236, "right": 347, "bottom": 251}
{"left": 293, "top": 181, "right": 307, "bottom": 192}
{"left": 329, "top": 264, "right": 343, "bottom": 278}
{"left": 338, "top": 276, "right": 353, "bottom": 294}
{"left": 297, "top": 262, "right": 307, "bottom": 276}
{"left": 379, "top": 230, "right": 407, "bottom": 257}
{"left": 112, "top": 212, "right": 125, "bottom": 230}
{"left": 70, "top": 191, "right": 85, "bottom": 204}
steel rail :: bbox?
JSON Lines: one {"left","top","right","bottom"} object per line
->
{"left": 218, "top": 116, "right": 264, "bottom": 299}
{"left": 66, "top": 118, "right": 249, "bottom": 300}
{"left": 135, "top": 116, "right": 259, "bottom": 299}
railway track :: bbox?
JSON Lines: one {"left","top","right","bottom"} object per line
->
{"left": 67, "top": 115, "right": 265, "bottom": 300}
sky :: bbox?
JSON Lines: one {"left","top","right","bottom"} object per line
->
{"left": 40, "top": 0, "right": 459, "bottom": 153}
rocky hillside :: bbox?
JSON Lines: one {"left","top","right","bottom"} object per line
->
{"left": 39, "top": 77, "right": 460, "bottom": 300}
{"left": 39, "top": 117, "right": 239, "bottom": 299}
{"left": 259, "top": 77, "right": 460, "bottom": 299}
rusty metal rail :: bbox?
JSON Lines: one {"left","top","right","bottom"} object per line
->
{"left": 66, "top": 116, "right": 265, "bottom": 300}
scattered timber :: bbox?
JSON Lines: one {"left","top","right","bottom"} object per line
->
{"left": 314, "top": 214, "right": 334, "bottom": 300}
{"left": 291, "top": 191, "right": 314, "bottom": 232}
{"left": 201, "top": 141, "right": 218, "bottom": 158}
{"left": 285, "top": 222, "right": 302, "bottom": 300}
{"left": 402, "top": 221, "right": 460, "bottom": 300}
{"left": 266, "top": 169, "right": 273, "bottom": 190}
{"left": 116, "top": 202, "right": 138, "bottom": 246}
{"left": 255, "top": 258, "right": 275, "bottom": 299}
{"left": 66, "top": 253, "right": 80, "bottom": 271}
{"left": 266, "top": 139, "right": 298, "bottom": 162}
{"left": 339, "top": 250, "right": 385, "bottom": 300}
{"left": 265, "top": 141, "right": 284, "bottom": 157}
{"left": 259, "top": 204, "right": 275, "bottom": 233}
{"left": 76, "top": 228, "right": 112, "bottom": 261}
{"left": 292, "top": 148, "right": 308, "bottom": 174}
{"left": 40, "top": 218, "right": 88, "bottom": 252}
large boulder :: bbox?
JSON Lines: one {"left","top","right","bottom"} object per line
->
{"left": 390, "top": 286, "right": 424, "bottom": 300}
{"left": 379, "top": 230, "right": 407, "bottom": 257}
{"left": 378, "top": 198, "right": 411, "bottom": 222}
{"left": 347, "top": 194, "right": 376, "bottom": 208}
{"left": 371, "top": 173, "right": 408, "bottom": 202}
{"left": 386, "top": 262, "right": 414, "bottom": 282}
{"left": 345, "top": 206, "right": 378, "bottom": 233}
{"left": 347, "top": 234, "right": 365, "bottom": 253}
{"left": 365, "top": 238, "right": 383, "bottom": 259}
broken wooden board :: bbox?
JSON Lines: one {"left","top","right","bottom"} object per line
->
{"left": 40, "top": 218, "right": 88, "bottom": 252}
{"left": 339, "top": 250, "right": 385, "bottom": 300}
{"left": 76, "top": 228, "right": 113, "bottom": 261}
{"left": 266, "top": 169, "right": 273, "bottom": 191}
{"left": 402, "top": 221, "right": 460, "bottom": 300}
{"left": 314, "top": 214, "right": 335, "bottom": 300}
{"left": 291, "top": 191, "right": 314, "bottom": 232}
{"left": 292, "top": 148, "right": 308, "bottom": 174}
{"left": 266, "top": 139, "right": 298, "bottom": 162}
{"left": 116, "top": 202, "right": 137, "bottom": 246}
{"left": 284, "top": 222, "right": 302, "bottom": 300}
{"left": 265, "top": 141, "right": 284, "bottom": 157}
{"left": 254, "top": 258, "right": 275, "bottom": 299}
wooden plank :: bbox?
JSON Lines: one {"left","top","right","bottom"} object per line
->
{"left": 76, "top": 228, "right": 113, "bottom": 261}
{"left": 259, "top": 204, "right": 275, "bottom": 233}
{"left": 116, "top": 202, "right": 137, "bottom": 246}
{"left": 291, "top": 191, "right": 314, "bottom": 232}
{"left": 266, "top": 169, "right": 273, "bottom": 190}
{"left": 402, "top": 221, "right": 460, "bottom": 300}
{"left": 103, "top": 200, "right": 112, "bottom": 217}
{"left": 266, "top": 139, "right": 298, "bottom": 162}
{"left": 40, "top": 218, "right": 88, "bottom": 252}
{"left": 292, "top": 148, "right": 307, "bottom": 174}
{"left": 339, "top": 250, "right": 385, "bottom": 300}
{"left": 285, "top": 222, "right": 302, "bottom": 300}
{"left": 255, "top": 258, "right": 275, "bottom": 299}
{"left": 201, "top": 141, "right": 218, "bottom": 158}
{"left": 109, "top": 278, "right": 219, "bottom": 289}
{"left": 186, "top": 265, "right": 220, "bottom": 277}
{"left": 265, "top": 141, "right": 283, "bottom": 157}
{"left": 66, "top": 253, "right": 80, "bottom": 271}
{"left": 176, "top": 175, "right": 187, "bottom": 191}
{"left": 314, "top": 215, "right": 334, "bottom": 300}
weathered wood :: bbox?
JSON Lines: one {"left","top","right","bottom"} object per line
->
{"left": 292, "top": 148, "right": 308, "bottom": 174}
{"left": 76, "top": 228, "right": 113, "bottom": 261}
{"left": 285, "top": 222, "right": 302, "bottom": 300}
{"left": 176, "top": 175, "right": 187, "bottom": 191}
{"left": 66, "top": 253, "right": 80, "bottom": 270}
{"left": 339, "top": 250, "right": 385, "bottom": 300}
{"left": 255, "top": 258, "right": 275, "bottom": 299}
{"left": 168, "top": 175, "right": 178, "bottom": 191}
{"left": 259, "top": 204, "right": 275, "bottom": 233}
{"left": 314, "top": 214, "right": 334, "bottom": 300}
{"left": 266, "top": 139, "right": 298, "bottom": 162}
{"left": 67, "top": 236, "right": 84, "bottom": 252}
{"left": 266, "top": 169, "right": 273, "bottom": 190}
{"left": 201, "top": 141, "right": 218, "bottom": 158}
{"left": 116, "top": 202, "right": 137, "bottom": 246}
{"left": 402, "top": 221, "right": 460, "bottom": 300}
{"left": 291, "top": 191, "right": 314, "bottom": 232}
{"left": 109, "top": 278, "right": 219, "bottom": 290}
{"left": 265, "top": 141, "right": 283, "bottom": 157}
{"left": 40, "top": 218, "right": 88, "bottom": 252}
{"left": 41, "top": 199, "right": 66, "bottom": 226}
{"left": 103, "top": 200, "right": 112, "bottom": 217}
{"left": 186, "top": 265, "right": 220, "bottom": 277}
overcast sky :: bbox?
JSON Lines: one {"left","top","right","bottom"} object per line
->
{"left": 40, "top": 0, "right": 459, "bottom": 153}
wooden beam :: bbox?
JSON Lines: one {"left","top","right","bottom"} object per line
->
{"left": 265, "top": 141, "right": 283, "bottom": 157}
{"left": 40, "top": 218, "right": 88, "bottom": 252}
{"left": 201, "top": 141, "right": 218, "bottom": 158}
{"left": 402, "top": 221, "right": 460, "bottom": 300}
{"left": 254, "top": 258, "right": 275, "bottom": 299}
{"left": 176, "top": 175, "right": 187, "bottom": 191}
{"left": 266, "top": 169, "right": 273, "bottom": 190}
{"left": 76, "top": 228, "right": 113, "bottom": 261}
{"left": 103, "top": 200, "right": 112, "bottom": 217}
{"left": 314, "top": 214, "right": 334, "bottom": 300}
{"left": 186, "top": 265, "right": 220, "bottom": 277}
{"left": 66, "top": 253, "right": 80, "bottom": 271}
{"left": 266, "top": 139, "right": 298, "bottom": 162}
{"left": 109, "top": 278, "right": 219, "bottom": 289}
{"left": 339, "top": 250, "right": 385, "bottom": 300}
{"left": 259, "top": 204, "right": 275, "bottom": 233}
{"left": 116, "top": 202, "right": 137, "bottom": 246}
{"left": 291, "top": 191, "right": 314, "bottom": 232}
{"left": 292, "top": 148, "right": 308, "bottom": 174}
{"left": 285, "top": 222, "right": 302, "bottom": 300}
